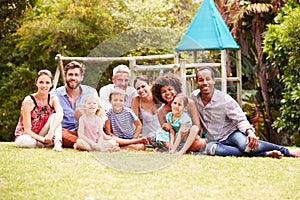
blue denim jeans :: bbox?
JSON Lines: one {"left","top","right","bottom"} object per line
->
{"left": 206, "top": 130, "right": 290, "bottom": 157}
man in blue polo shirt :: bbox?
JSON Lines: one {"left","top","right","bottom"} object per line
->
{"left": 51, "top": 61, "right": 98, "bottom": 148}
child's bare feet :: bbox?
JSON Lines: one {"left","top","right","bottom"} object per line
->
{"left": 53, "top": 141, "right": 63, "bottom": 152}
{"left": 169, "top": 150, "right": 176, "bottom": 154}
{"left": 154, "top": 147, "right": 168, "bottom": 153}
{"left": 289, "top": 149, "right": 300, "bottom": 157}
{"left": 109, "top": 146, "right": 120, "bottom": 152}
{"left": 265, "top": 150, "right": 283, "bottom": 159}
{"left": 74, "top": 141, "right": 87, "bottom": 151}
{"left": 138, "top": 137, "right": 148, "bottom": 144}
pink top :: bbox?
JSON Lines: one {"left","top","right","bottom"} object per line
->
{"left": 14, "top": 94, "right": 55, "bottom": 139}
{"left": 81, "top": 114, "right": 103, "bottom": 143}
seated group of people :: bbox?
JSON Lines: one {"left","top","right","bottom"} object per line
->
{"left": 14, "top": 61, "right": 300, "bottom": 158}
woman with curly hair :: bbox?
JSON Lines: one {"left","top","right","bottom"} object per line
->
{"left": 150, "top": 72, "right": 206, "bottom": 154}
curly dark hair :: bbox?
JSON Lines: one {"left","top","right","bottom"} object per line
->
{"left": 151, "top": 72, "right": 182, "bottom": 104}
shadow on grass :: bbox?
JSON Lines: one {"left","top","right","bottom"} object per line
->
{"left": 90, "top": 150, "right": 180, "bottom": 173}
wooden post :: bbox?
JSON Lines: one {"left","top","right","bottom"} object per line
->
{"left": 128, "top": 59, "right": 136, "bottom": 87}
{"left": 221, "top": 50, "right": 227, "bottom": 93}
{"left": 174, "top": 51, "right": 179, "bottom": 64}
{"left": 236, "top": 50, "right": 242, "bottom": 105}
{"left": 53, "top": 53, "right": 175, "bottom": 89}
{"left": 180, "top": 59, "right": 187, "bottom": 95}
{"left": 193, "top": 50, "right": 197, "bottom": 63}
{"left": 53, "top": 54, "right": 65, "bottom": 90}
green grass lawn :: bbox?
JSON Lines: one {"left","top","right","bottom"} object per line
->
{"left": 1, "top": 142, "right": 300, "bottom": 200}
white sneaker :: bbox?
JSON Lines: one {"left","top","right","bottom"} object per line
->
{"left": 209, "top": 144, "right": 217, "bottom": 155}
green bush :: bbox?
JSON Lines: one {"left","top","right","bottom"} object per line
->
{"left": 0, "top": 0, "right": 114, "bottom": 141}
{"left": 0, "top": 0, "right": 199, "bottom": 141}
{"left": 264, "top": 2, "right": 300, "bottom": 145}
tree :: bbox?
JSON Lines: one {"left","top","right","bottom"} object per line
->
{"left": 0, "top": 0, "right": 115, "bottom": 141}
{"left": 264, "top": 1, "right": 300, "bottom": 145}
{"left": 215, "top": 0, "right": 287, "bottom": 143}
{"left": 0, "top": 0, "right": 199, "bottom": 141}
{"left": 0, "top": 0, "right": 36, "bottom": 38}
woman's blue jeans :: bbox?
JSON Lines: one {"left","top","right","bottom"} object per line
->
{"left": 206, "top": 130, "right": 290, "bottom": 157}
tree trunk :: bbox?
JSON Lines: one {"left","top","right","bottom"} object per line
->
{"left": 251, "top": 13, "right": 279, "bottom": 143}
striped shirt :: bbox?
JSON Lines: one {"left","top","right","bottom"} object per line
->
{"left": 106, "top": 107, "right": 139, "bottom": 139}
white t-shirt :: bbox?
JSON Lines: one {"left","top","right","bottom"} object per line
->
{"left": 99, "top": 84, "right": 137, "bottom": 112}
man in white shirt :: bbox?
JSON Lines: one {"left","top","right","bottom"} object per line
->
{"left": 99, "top": 65, "right": 137, "bottom": 112}
{"left": 191, "top": 66, "right": 300, "bottom": 158}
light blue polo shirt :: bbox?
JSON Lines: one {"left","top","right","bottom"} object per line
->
{"left": 51, "top": 85, "right": 98, "bottom": 130}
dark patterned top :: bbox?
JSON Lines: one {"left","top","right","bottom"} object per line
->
{"left": 14, "top": 94, "right": 55, "bottom": 139}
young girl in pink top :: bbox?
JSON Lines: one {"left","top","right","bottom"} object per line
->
{"left": 74, "top": 94, "right": 120, "bottom": 152}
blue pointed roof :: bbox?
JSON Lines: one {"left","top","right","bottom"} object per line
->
{"left": 175, "top": 0, "right": 239, "bottom": 51}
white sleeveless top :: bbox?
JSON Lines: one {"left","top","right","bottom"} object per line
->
{"left": 139, "top": 98, "right": 161, "bottom": 137}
